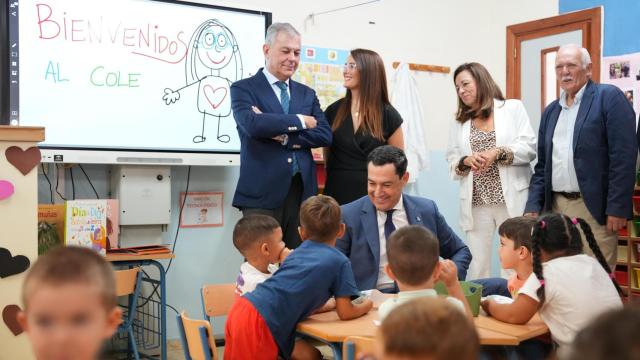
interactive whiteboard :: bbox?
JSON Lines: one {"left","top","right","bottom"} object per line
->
{"left": 12, "top": 0, "right": 270, "bottom": 164}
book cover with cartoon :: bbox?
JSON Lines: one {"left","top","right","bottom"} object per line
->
{"left": 65, "top": 200, "right": 108, "bottom": 255}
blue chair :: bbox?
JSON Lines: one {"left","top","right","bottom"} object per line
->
{"left": 114, "top": 267, "right": 143, "bottom": 360}
{"left": 343, "top": 336, "right": 376, "bottom": 360}
{"left": 176, "top": 311, "right": 217, "bottom": 360}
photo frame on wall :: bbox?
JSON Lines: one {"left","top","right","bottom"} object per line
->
{"left": 179, "top": 191, "right": 224, "bottom": 228}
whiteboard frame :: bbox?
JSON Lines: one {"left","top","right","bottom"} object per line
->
{"left": 10, "top": 0, "right": 271, "bottom": 166}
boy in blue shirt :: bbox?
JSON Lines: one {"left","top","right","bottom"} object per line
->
{"left": 224, "top": 195, "right": 373, "bottom": 359}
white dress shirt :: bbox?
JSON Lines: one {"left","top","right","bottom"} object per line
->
{"left": 375, "top": 194, "right": 409, "bottom": 287}
{"left": 551, "top": 83, "right": 587, "bottom": 192}
{"left": 262, "top": 68, "right": 306, "bottom": 129}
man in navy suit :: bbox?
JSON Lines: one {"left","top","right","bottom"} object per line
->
{"left": 525, "top": 44, "right": 637, "bottom": 270}
{"left": 336, "top": 145, "right": 472, "bottom": 292}
{"left": 230, "top": 23, "right": 331, "bottom": 248}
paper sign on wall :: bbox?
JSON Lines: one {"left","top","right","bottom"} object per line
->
{"left": 179, "top": 192, "right": 223, "bottom": 228}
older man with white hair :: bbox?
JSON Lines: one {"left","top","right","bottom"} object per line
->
{"left": 231, "top": 23, "right": 331, "bottom": 249}
{"left": 525, "top": 44, "right": 637, "bottom": 270}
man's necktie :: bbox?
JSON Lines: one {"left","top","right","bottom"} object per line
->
{"left": 384, "top": 209, "right": 396, "bottom": 240}
{"left": 276, "top": 81, "right": 299, "bottom": 175}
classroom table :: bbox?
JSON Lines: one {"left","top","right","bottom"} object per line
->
{"left": 297, "top": 309, "right": 548, "bottom": 360}
{"left": 107, "top": 252, "right": 175, "bottom": 360}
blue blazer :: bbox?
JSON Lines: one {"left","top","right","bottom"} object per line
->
{"left": 231, "top": 69, "right": 332, "bottom": 209}
{"left": 525, "top": 81, "right": 637, "bottom": 224}
{"left": 336, "top": 194, "right": 472, "bottom": 291}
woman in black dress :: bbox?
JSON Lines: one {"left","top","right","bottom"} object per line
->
{"left": 324, "top": 48, "right": 404, "bottom": 205}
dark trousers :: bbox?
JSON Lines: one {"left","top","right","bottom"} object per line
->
{"left": 470, "top": 277, "right": 510, "bottom": 298}
{"left": 242, "top": 174, "right": 303, "bottom": 249}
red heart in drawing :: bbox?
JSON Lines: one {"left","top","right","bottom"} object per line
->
{"left": 5, "top": 146, "right": 41, "bottom": 176}
{"left": 202, "top": 85, "right": 228, "bottom": 109}
{"left": 3, "top": 305, "right": 23, "bottom": 336}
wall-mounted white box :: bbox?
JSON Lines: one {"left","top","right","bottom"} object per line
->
{"left": 111, "top": 166, "right": 171, "bottom": 225}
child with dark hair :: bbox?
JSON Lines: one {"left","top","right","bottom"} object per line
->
{"left": 497, "top": 216, "right": 537, "bottom": 297}
{"left": 481, "top": 216, "right": 539, "bottom": 323}
{"left": 225, "top": 195, "right": 372, "bottom": 360}
{"left": 569, "top": 306, "right": 640, "bottom": 360}
{"left": 483, "top": 213, "right": 622, "bottom": 357}
{"left": 232, "top": 214, "right": 290, "bottom": 295}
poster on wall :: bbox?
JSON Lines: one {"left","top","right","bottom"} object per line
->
{"left": 602, "top": 52, "right": 640, "bottom": 117}
{"left": 293, "top": 46, "right": 349, "bottom": 161}
{"left": 293, "top": 46, "right": 349, "bottom": 109}
{"left": 179, "top": 192, "right": 224, "bottom": 228}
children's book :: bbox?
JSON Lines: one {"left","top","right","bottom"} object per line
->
{"left": 65, "top": 200, "right": 108, "bottom": 255}
{"left": 37, "top": 204, "right": 66, "bottom": 255}
{"left": 106, "top": 199, "right": 120, "bottom": 249}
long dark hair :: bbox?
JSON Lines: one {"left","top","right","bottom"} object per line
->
{"left": 333, "top": 48, "right": 389, "bottom": 140}
{"left": 530, "top": 213, "right": 622, "bottom": 306}
{"left": 453, "top": 62, "right": 504, "bottom": 123}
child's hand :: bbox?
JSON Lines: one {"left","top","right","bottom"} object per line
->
{"left": 359, "top": 298, "right": 374, "bottom": 313}
{"left": 278, "top": 247, "right": 292, "bottom": 263}
{"left": 438, "top": 259, "right": 459, "bottom": 287}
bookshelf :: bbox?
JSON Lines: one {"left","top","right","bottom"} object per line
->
{"left": 617, "top": 184, "right": 640, "bottom": 302}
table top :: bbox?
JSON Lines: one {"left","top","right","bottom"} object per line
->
{"left": 105, "top": 252, "right": 175, "bottom": 262}
{"left": 474, "top": 314, "right": 548, "bottom": 342}
{"left": 297, "top": 309, "right": 548, "bottom": 346}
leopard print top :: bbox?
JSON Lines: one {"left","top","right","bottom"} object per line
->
{"left": 469, "top": 124, "right": 506, "bottom": 207}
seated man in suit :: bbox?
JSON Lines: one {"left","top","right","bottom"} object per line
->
{"left": 337, "top": 145, "right": 472, "bottom": 292}
{"left": 230, "top": 23, "right": 332, "bottom": 249}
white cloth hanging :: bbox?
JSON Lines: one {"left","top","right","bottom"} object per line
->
{"left": 391, "top": 63, "right": 429, "bottom": 182}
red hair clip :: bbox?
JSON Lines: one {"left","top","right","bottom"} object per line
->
{"left": 571, "top": 218, "right": 578, "bottom": 225}
{"left": 540, "top": 220, "right": 546, "bottom": 229}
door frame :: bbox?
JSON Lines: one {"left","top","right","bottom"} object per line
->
{"left": 506, "top": 7, "right": 602, "bottom": 99}
{"left": 540, "top": 46, "right": 560, "bottom": 111}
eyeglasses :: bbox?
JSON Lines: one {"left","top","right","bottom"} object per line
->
{"left": 343, "top": 62, "right": 357, "bottom": 70}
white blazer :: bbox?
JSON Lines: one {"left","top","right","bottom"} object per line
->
{"left": 445, "top": 99, "right": 536, "bottom": 231}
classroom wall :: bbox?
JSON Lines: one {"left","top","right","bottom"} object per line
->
{"left": 36, "top": 0, "right": 560, "bottom": 340}
{"left": 560, "top": 0, "right": 640, "bottom": 56}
